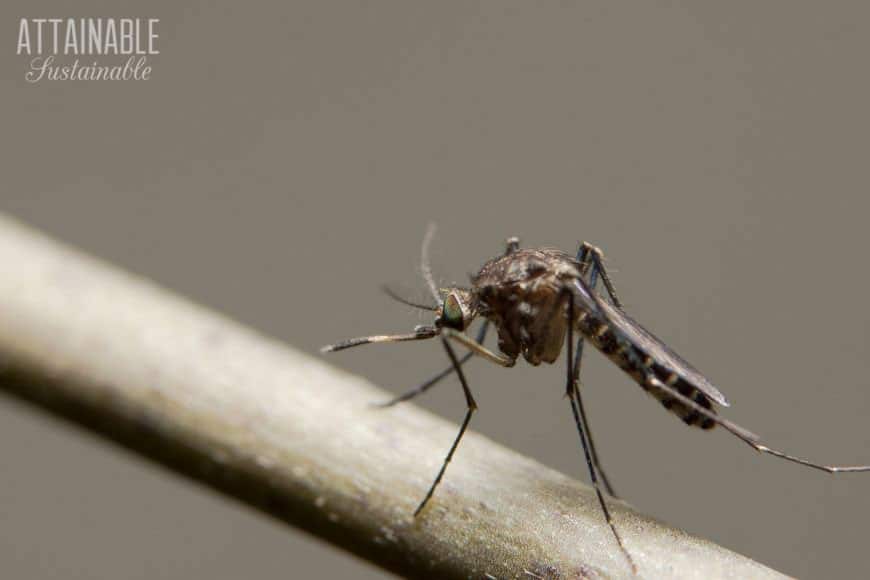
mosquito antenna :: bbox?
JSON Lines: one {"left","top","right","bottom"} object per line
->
{"left": 421, "top": 223, "right": 440, "bottom": 304}
{"left": 321, "top": 326, "right": 438, "bottom": 353}
{"left": 381, "top": 285, "right": 438, "bottom": 312}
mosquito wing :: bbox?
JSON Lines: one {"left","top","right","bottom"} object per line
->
{"left": 574, "top": 279, "right": 730, "bottom": 407}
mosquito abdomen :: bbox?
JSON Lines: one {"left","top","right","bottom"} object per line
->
{"left": 577, "top": 312, "right": 716, "bottom": 430}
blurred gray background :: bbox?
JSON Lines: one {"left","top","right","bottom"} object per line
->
{"left": 2, "top": 1, "right": 869, "bottom": 578}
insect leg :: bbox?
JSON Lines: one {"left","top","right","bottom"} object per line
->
{"left": 572, "top": 251, "right": 621, "bottom": 496}
{"left": 569, "top": 253, "right": 620, "bottom": 497}
{"left": 442, "top": 328, "right": 516, "bottom": 367}
{"left": 571, "top": 335, "right": 619, "bottom": 497}
{"left": 414, "top": 337, "right": 479, "bottom": 516}
{"left": 577, "top": 242, "right": 622, "bottom": 309}
{"left": 565, "top": 291, "right": 637, "bottom": 573}
{"left": 575, "top": 242, "right": 592, "bottom": 271}
{"left": 643, "top": 374, "right": 870, "bottom": 473}
{"left": 376, "top": 321, "right": 490, "bottom": 407}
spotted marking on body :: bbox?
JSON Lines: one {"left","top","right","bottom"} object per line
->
{"left": 577, "top": 311, "right": 717, "bottom": 430}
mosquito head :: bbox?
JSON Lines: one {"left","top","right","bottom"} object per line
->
{"left": 321, "top": 226, "right": 480, "bottom": 354}
{"left": 435, "top": 287, "right": 476, "bottom": 331}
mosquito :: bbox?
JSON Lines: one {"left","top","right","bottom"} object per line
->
{"left": 322, "top": 225, "right": 870, "bottom": 573}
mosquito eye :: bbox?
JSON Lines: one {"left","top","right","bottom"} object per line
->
{"left": 443, "top": 294, "right": 464, "bottom": 327}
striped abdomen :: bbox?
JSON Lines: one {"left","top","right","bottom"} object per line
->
{"left": 576, "top": 311, "right": 716, "bottom": 430}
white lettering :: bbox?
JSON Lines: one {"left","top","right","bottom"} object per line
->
{"left": 16, "top": 19, "right": 30, "bottom": 55}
